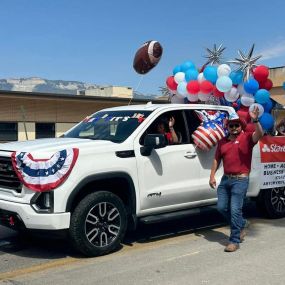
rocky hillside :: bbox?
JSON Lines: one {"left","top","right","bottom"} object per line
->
{"left": 0, "top": 77, "right": 100, "bottom": 95}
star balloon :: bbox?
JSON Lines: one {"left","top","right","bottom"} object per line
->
{"left": 228, "top": 44, "right": 262, "bottom": 80}
{"left": 204, "top": 44, "right": 226, "bottom": 65}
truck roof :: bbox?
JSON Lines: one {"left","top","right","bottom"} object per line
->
{"left": 100, "top": 103, "right": 235, "bottom": 113}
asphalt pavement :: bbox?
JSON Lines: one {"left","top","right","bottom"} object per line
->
{"left": 0, "top": 204, "right": 285, "bottom": 285}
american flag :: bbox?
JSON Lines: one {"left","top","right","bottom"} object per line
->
{"left": 11, "top": 148, "right": 79, "bottom": 192}
{"left": 192, "top": 121, "right": 225, "bottom": 151}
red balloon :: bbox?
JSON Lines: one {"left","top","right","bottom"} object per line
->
{"left": 259, "top": 78, "right": 273, "bottom": 90}
{"left": 253, "top": 65, "right": 269, "bottom": 82}
{"left": 200, "top": 80, "right": 214, "bottom": 94}
{"left": 213, "top": 86, "right": 224, "bottom": 98}
{"left": 187, "top": 80, "right": 200, "bottom": 94}
{"left": 133, "top": 40, "right": 163, "bottom": 74}
{"left": 166, "top": 76, "right": 178, "bottom": 91}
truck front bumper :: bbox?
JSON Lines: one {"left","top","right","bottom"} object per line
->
{"left": 0, "top": 199, "right": 70, "bottom": 230}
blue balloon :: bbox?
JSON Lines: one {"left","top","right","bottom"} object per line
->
{"left": 259, "top": 113, "right": 274, "bottom": 131}
{"left": 261, "top": 99, "right": 273, "bottom": 113}
{"left": 244, "top": 79, "right": 259, "bottom": 94}
{"left": 229, "top": 71, "right": 237, "bottom": 84}
{"left": 229, "top": 71, "right": 243, "bottom": 85}
{"left": 181, "top": 61, "right": 195, "bottom": 72}
{"left": 173, "top": 65, "right": 181, "bottom": 75}
{"left": 203, "top": 66, "right": 218, "bottom": 83}
{"left": 283, "top": 81, "right": 285, "bottom": 90}
{"left": 235, "top": 71, "right": 243, "bottom": 84}
{"left": 185, "top": 68, "right": 198, "bottom": 81}
{"left": 255, "top": 89, "right": 270, "bottom": 104}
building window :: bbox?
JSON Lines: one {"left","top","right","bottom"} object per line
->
{"left": 36, "top": 123, "right": 55, "bottom": 139}
{"left": 0, "top": 122, "right": 18, "bottom": 142}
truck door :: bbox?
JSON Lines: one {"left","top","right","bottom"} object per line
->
{"left": 134, "top": 109, "right": 211, "bottom": 212}
{"left": 184, "top": 109, "right": 225, "bottom": 200}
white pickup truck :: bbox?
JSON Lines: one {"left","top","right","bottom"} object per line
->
{"left": 0, "top": 103, "right": 284, "bottom": 256}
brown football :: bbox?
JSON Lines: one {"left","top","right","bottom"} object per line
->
{"left": 133, "top": 40, "right": 163, "bottom": 74}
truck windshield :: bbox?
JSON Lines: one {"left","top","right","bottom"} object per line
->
{"left": 63, "top": 110, "right": 152, "bottom": 143}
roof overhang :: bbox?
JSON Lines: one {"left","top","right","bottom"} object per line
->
{"left": 271, "top": 94, "right": 285, "bottom": 107}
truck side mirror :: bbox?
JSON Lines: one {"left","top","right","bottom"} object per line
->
{"left": 140, "top": 134, "right": 167, "bottom": 156}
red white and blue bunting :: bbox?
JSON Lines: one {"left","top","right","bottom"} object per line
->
{"left": 11, "top": 148, "right": 79, "bottom": 192}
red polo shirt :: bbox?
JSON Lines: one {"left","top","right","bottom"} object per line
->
{"left": 215, "top": 131, "right": 256, "bottom": 174}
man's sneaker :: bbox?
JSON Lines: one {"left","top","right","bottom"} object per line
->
{"left": 240, "top": 220, "right": 250, "bottom": 242}
{"left": 224, "top": 243, "right": 239, "bottom": 252}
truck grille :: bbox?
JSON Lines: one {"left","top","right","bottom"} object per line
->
{"left": 0, "top": 156, "right": 22, "bottom": 193}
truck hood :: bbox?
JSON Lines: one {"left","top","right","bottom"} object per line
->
{"left": 0, "top": 138, "right": 116, "bottom": 154}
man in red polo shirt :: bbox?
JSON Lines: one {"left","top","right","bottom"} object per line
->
{"left": 209, "top": 106, "right": 264, "bottom": 252}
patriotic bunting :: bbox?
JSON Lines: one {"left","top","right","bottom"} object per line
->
{"left": 11, "top": 148, "right": 79, "bottom": 192}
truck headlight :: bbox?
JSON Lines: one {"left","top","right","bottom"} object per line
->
{"left": 31, "top": 192, "right": 54, "bottom": 213}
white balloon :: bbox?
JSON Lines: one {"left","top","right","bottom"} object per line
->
{"left": 197, "top": 72, "right": 205, "bottom": 83}
{"left": 187, "top": 94, "right": 199, "bottom": 102}
{"left": 237, "top": 84, "right": 246, "bottom": 95}
{"left": 217, "top": 64, "right": 231, "bottom": 77}
{"left": 224, "top": 87, "right": 239, "bottom": 102}
{"left": 177, "top": 81, "right": 188, "bottom": 97}
{"left": 198, "top": 92, "right": 210, "bottom": 101}
{"left": 240, "top": 93, "right": 255, "bottom": 107}
{"left": 249, "top": 103, "right": 264, "bottom": 118}
{"left": 216, "top": 76, "right": 232, "bottom": 92}
{"left": 171, "top": 95, "right": 185, "bottom": 104}
{"left": 174, "top": 72, "right": 186, "bottom": 84}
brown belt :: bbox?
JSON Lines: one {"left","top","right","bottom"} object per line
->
{"left": 224, "top": 173, "right": 249, "bottom": 179}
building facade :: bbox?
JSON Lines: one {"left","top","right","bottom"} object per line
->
{"left": 0, "top": 90, "right": 154, "bottom": 142}
{"left": 0, "top": 66, "right": 284, "bottom": 142}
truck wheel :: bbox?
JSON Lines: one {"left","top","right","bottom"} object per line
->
{"left": 69, "top": 191, "right": 127, "bottom": 257}
{"left": 257, "top": 187, "right": 285, "bottom": 218}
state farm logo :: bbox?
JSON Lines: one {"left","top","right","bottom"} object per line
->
{"left": 262, "top": 144, "right": 285, "bottom": 153}
{"left": 262, "top": 144, "right": 271, "bottom": 152}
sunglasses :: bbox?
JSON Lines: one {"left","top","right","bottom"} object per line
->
{"left": 228, "top": 123, "right": 241, "bottom": 129}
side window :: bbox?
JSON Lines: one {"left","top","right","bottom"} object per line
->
{"left": 184, "top": 109, "right": 229, "bottom": 144}
{"left": 0, "top": 122, "right": 18, "bottom": 142}
{"left": 184, "top": 110, "right": 202, "bottom": 144}
{"left": 36, "top": 123, "right": 55, "bottom": 139}
{"left": 139, "top": 110, "right": 188, "bottom": 145}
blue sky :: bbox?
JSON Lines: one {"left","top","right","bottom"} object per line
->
{"left": 0, "top": 0, "right": 285, "bottom": 95}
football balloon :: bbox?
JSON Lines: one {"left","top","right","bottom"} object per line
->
{"left": 133, "top": 40, "right": 163, "bottom": 74}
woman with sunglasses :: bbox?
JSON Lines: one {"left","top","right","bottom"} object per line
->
{"left": 209, "top": 106, "right": 264, "bottom": 252}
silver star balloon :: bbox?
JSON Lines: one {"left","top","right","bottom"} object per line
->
{"left": 228, "top": 44, "right": 262, "bottom": 80}
{"left": 204, "top": 44, "right": 226, "bottom": 65}
{"left": 206, "top": 94, "right": 221, "bottom": 106}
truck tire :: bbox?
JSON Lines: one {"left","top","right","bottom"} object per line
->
{"left": 69, "top": 191, "right": 127, "bottom": 257}
{"left": 257, "top": 187, "right": 285, "bottom": 219}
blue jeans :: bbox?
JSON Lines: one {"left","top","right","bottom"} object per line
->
{"left": 217, "top": 175, "right": 249, "bottom": 244}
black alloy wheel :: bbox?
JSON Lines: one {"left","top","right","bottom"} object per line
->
{"left": 257, "top": 187, "right": 285, "bottom": 218}
{"left": 85, "top": 201, "right": 121, "bottom": 248}
{"left": 69, "top": 191, "right": 127, "bottom": 257}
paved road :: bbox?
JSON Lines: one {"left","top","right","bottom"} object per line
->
{"left": 0, "top": 203, "right": 285, "bottom": 284}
